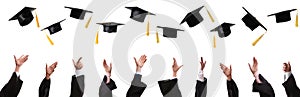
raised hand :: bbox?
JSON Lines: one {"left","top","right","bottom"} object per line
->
{"left": 248, "top": 57, "right": 261, "bottom": 83}
{"left": 283, "top": 62, "right": 291, "bottom": 72}
{"left": 172, "top": 58, "right": 183, "bottom": 77}
{"left": 103, "top": 59, "right": 112, "bottom": 83}
{"left": 103, "top": 59, "right": 112, "bottom": 77}
{"left": 46, "top": 62, "right": 58, "bottom": 80}
{"left": 248, "top": 57, "right": 258, "bottom": 76}
{"left": 200, "top": 57, "right": 206, "bottom": 71}
{"left": 73, "top": 57, "right": 83, "bottom": 70}
{"left": 220, "top": 63, "right": 232, "bottom": 81}
{"left": 14, "top": 55, "right": 29, "bottom": 72}
{"left": 134, "top": 55, "right": 147, "bottom": 72}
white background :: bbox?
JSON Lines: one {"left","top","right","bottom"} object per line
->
{"left": 0, "top": 0, "right": 300, "bottom": 97}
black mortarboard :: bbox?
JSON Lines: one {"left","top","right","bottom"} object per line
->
{"left": 180, "top": 6, "right": 205, "bottom": 27}
{"left": 96, "top": 22, "right": 124, "bottom": 33}
{"left": 41, "top": 19, "right": 66, "bottom": 35}
{"left": 210, "top": 23, "right": 235, "bottom": 38}
{"left": 242, "top": 7, "right": 267, "bottom": 31}
{"left": 126, "top": 7, "right": 155, "bottom": 22}
{"left": 157, "top": 26, "right": 184, "bottom": 38}
{"left": 9, "top": 7, "right": 36, "bottom": 26}
{"left": 65, "top": 6, "right": 93, "bottom": 20}
{"left": 268, "top": 9, "right": 297, "bottom": 23}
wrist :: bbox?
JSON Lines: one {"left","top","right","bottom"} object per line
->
{"left": 136, "top": 67, "right": 141, "bottom": 72}
{"left": 46, "top": 75, "right": 50, "bottom": 80}
{"left": 227, "top": 76, "right": 232, "bottom": 81}
{"left": 15, "top": 67, "right": 20, "bottom": 72}
{"left": 173, "top": 72, "right": 177, "bottom": 77}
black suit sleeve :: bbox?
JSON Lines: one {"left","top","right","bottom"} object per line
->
{"left": 0, "top": 72, "right": 23, "bottom": 97}
{"left": 99, "top": 75, "right": 117, "bottom": 97}
{"left": 195, "top": 78, "right": 207, "bottom": 97}
{"left": 227, "top": 79, "right": 239, "bottom": 97}
{"left": 39, "top": 78, "right": 51, "bottom": 97}
{"left": 70, "top": 75, "right": 85, "bottom": 97}
{"left": 282, "top": 74, "right": 300, "bottom": 97}
{"left": 252, "top": 74, "right": 275, "bottom": 97}
{"left": 158, "top": 78, "right": 182, "bottom": 97}
{"left": 126, "top": 74, "right": 147, "bottom": 97}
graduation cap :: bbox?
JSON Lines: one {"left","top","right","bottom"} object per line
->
{"left": 126, "top": 7, "right": 155, "bottom": 22}
{"left": 96, "top": 22, "right": 124, "bottom": 33}
{"left": 242, "top": 7, "right": 267, "bottom": 31}
{"left": 268, "top": 9, "right": 297, "bottom": 23}
{"left": 9, "top": 7, "right": 36, "bottom": 26}
{"left": 210, "top": 23, "right": 235, "bottom": 38}
{"left": 157, "top": 26, "right": 184, "bottom": 38}
{"left": 41, "top": 19, "right": 66, "bottom": 35}
{"left": 180, "top": 6, "right": 204, "bottom": 27}
{"left": 65, "top": 6, "right": 93, "bottom": 20}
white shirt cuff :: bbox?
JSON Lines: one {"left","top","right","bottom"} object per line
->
{"left": 75, "top": 69, "right": 83, "bottom": 77}
{"left": 284, "top": 72, "right": 292, "bottom": 81}
{"left": 136, "top": 71, "right": 142, "bottom": 75}
{"left": 198, "top": 70, "right": 205, "bottom": 82}
{"left": 15, "top": 72, "right": 20, "bottom": 77}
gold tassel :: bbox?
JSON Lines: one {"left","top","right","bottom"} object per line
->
{"left": 44, "top": 31, "right": 54, "bottom": 45}
{"left": 156, "top": 31, "right": 159, "bottom": 43}
{"left": 296, "top": 10, "right": 298, "bottom": 27}
{"left": 35, "top": 12, "right": 40, "bottom": 28}
{"left": 213, "top": 35, "right": 216, "bottom": 48}
{"left": 206, "top": 7, "right": 214, "bottom": 23}
{"left": 85, "top": 16, "right": 92, "bottom": 29}
{"left": 252, "top": 33, "right": 265, "bottom": 46}
{"left": 146, "top": 21, "right": 150, "bottom": 36}
{"left": 95, "top": 30, "right": 99, "bottom": 44}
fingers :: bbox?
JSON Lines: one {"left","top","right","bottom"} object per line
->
{"left": 19, "top": 55, "right": 24, "bottom": 59}
{"left": 110, "top": 63, "right": 112, "bottom": 69}
{"left": 51, "top": 62, "right": 58, "bottom": 68}
{"left": 103, "top": 59, "right": 107, "bottom": 67}
{"left": 220, "top": 63, "right": 226, "bottom": 70}
{"left": 173, "top": 57, "right": 177, "bottom": 64}
{"left": 178, "top": 65, "right": 183, "bottom": 70}
{"left": 134, "top": 57, "right": 137, "bottom": 64}
{"left": 77, "top": 57, "right": 83, "bottom": 64}
{"left": 248, "top": 63, "right": 252, "bottom": 70}
{"left": 201, "top": 57, "right": 203, "bottom": 63}
{"left": 253, "top": 57, "right": 258, "bottom": 66}
{"left": 230, "top": 65, "right": 232, "bottom": 71}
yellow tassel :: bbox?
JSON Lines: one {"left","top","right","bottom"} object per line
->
{"left": 156, "top": 31, "right": 159, "bottom": 43}
{"left": 35, "top": 12, "right": 40, "bottom": 28}
{"left": 85, "top": 16, "right": 92, "bottom": 29}
{"left": 296, "top": 10, "right": 298, "bottom": 27}
{"left": 252, "top": 33, "right": 265, "bottom": 46}
{"left": 45, "top": 33, "right": 54, "bottom": 45}
{"left": 206, "top": 9, "right": 214, "bottom": 23}
{"left": 146, "top": 21, "right": 150, "bottom": 36}
{"left": 95, "top": 31, "right": 99, "bottom": 44}
{"left": 213, "top": 35, "right": 216, "bottom": 48}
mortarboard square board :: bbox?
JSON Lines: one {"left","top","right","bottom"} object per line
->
{"left": 267, "top": 9, "right": 297, "bottom": 23}
{"left": 180, "top": 6, "right": 204, "bottom": 27}
{"left": 242, "top": 7, "right": 267, "bottom": 31}
{"left": 126, "top": 6, "right": 155, "bottom": 22}
{"left": 157, "top": 26, "right": 184, "bottom": 38}
{"left": 9, "top": 7, "right": 36, "bottom": 26}
{"left": 210, "top": 22, "right": 235, "bottom": 38}
{"left": 65, "top": 6, "right": 93, "bottom": 20}
{"left": 41, "top": 19, "right": 66, "bottom": 35}
{"left": 96, "top": 22, "right": 124, "bottom": 33}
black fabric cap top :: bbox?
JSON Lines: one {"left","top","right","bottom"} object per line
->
{"left": 9, "top": 7, "right": 36, "bottom": 26}
{"left": 126, "top": 7, "right": 155, "bottom": 22}
{"left": 180, "top": 6, "right": 204, "bottom": 27}
{"left": 210, "top": 22, "right": 235, "bottom": 38}
{"left": 41, "top": 19, "right": 66, "bottom": 35}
